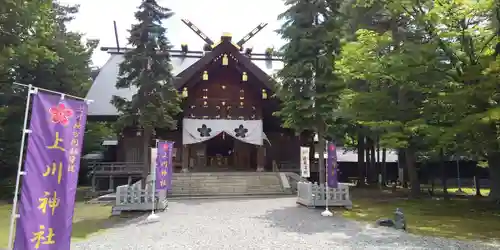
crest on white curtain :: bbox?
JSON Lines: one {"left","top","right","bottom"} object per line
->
{"left": 183, "top": 118, "right": 264, "bottom": 145}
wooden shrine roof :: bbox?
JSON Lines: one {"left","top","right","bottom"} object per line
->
{"left": 86, "top": 43, "right": 283, "bottom": 117}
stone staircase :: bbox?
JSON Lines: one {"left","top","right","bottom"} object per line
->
{"left": 170, "top": 172, "right": 291, "bottom": 197}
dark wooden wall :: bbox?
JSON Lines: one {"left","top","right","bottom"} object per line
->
{"left": 184, "top": 67, "right": 263, "bottom": 120}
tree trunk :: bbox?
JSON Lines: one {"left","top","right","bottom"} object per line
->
{"left": 365, "top": 140, "right": 371, "bottom": 183}
{"left": 382, "top": 148, "right": 387, "bottom": 184}
{"left": 405, "top": 147, "right": 420, "bottom": 197}
{"left": 430, "top": 164, "right": 435, "bottom": 194}
{"left": 141, "top": 127, "right": 152, "bottom": 189}
{"left": 376, "top": 138, "right": 381, "bottom": 184}
{"left": 440, "top": 148, "right": 448, "bottom": 198}
{"left": 357, "top": 131, "right": 365, "bottom": 186}
{"left": 370, "top": 139, "right": 376, "bottom": 183}
{"left": 317, "top": 127, "right": 326, "bottom": 186}
{"left": 474, "top": 163, "right": 481, "bottom": 196}
{"left": 487, "top": 152, "right": 500, "bottom": 201}
{"left": 398, "top": 149, "right": 407, "bottom": 188}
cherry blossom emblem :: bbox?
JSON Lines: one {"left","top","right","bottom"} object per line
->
{"left": 49, "top": 103, "right": 74, "bottom": 126}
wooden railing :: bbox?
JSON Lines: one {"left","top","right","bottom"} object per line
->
{"left": 89, "top": 162, "right": 144, "bottom": 176}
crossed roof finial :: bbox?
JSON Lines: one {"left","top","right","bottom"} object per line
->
{"left": 180, "top": 19, "right": 268, "bottom": 50}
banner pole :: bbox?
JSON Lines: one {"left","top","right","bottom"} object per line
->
{"left": 146, "top": 139, "right": 159, "bottom": 222}
{"left": 152, "top": 139, "right": 158, "bottom": 213}
{"left": 8, "top": 85, "right": 36, "bottom": 249}
{"left": 321, "top": 141, "right": 333, "bottom": 217}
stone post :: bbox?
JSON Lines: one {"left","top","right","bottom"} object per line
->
{"left": 256, "top": 146, "right": 265, "bottom": 172}
{"left": 182, "top": 144, "right": 189, "bottom": 172}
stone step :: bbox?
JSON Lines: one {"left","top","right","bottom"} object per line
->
{"left": 169, "top": 172, "right": 286, "bottom": 196}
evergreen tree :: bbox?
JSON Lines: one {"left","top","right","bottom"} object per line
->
{"left": 275, "top": 0, "right": 345, "bottom": 184}
{"left": 112, "top": 0, "right": 182, "bottom": 182}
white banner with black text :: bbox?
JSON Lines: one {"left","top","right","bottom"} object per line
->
{"left": 300, "top": 146, "right": 311, "bottom": 178}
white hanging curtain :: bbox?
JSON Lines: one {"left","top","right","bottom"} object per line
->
{"left": 182, "top": 118, "right": 263, "bottom": 145}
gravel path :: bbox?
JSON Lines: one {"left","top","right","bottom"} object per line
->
{"left": 72, "top": 197, "right": 498, "bottom": 250}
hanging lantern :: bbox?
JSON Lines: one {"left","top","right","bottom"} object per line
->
{"left": 222, "top": 54, "right": 228, "bottom": 66}
{"left": 203, "top": 88, "right": 208, "bottom": 99}
{"left": 242, "top": 72, "right": 248, "bottom": 82}
{"left": 181, "top": 87, "right": 188, "bottom": 98}
{"left": 202, "top": 71, "right": 208, "bottom": 80}
{"left": 262, "top": 89, "right": 268, "bottom": 99}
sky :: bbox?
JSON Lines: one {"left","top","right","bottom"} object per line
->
{"left": 59, "top": 0, "right": 288, "bottom": 67}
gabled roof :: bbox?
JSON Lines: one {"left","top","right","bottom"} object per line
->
{"left": 86, "top": 47, "right": 283, "bottom": 116}
{"left": 173, "top": 39, "right": 277, "bottom": 90}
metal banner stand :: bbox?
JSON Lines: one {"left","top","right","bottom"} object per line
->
{"left": 7, "top": 85, "right": 36, "bottom": 250}
{"left": 321, "top": 168, "right": 333, "bottom": 216}
{"left": 146, "top": 139, "right": 160, "bottom": 222}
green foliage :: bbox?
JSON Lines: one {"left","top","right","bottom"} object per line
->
{"left": 112, "top": 0, "right": 182, "bottom": 132}
{"left": 83, "top": 122, "right": 114, "bottom": 155}
{"left": 332, "top": 0, "right": 500, "bottom": 197}
{"left": 0, "top": 1, "right": 102, "bottom": 188}
{"left": 274, "top": 0, "right": 346, "bottom": 137}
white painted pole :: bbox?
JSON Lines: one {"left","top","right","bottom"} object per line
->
{"left": 146, "top": 140, "right": 159, "bottom": 222}
{"left": 325, "top": 163, "right": 330, "bottom": 209}
{"left": 151, "top": 140, "right": 157, "bottom": 213}
{"left": 321, "top": 141, "right": 333, "bottom": 217}
{"left": 8, "top": 85, "right": 35, "bottom": 249}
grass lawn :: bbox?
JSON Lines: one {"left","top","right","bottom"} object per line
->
{"left": 340, "top": 189, "right": 500, "bottom": 242}
{"left": 420, "top": 184, "right": 491, "bottom": 196}
{"left": 0, "top": 187, "right": 142, "bottom": 248}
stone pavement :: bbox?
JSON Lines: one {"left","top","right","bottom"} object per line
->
{"left": 72, "top": 197, "right": 498, "bottom": 250}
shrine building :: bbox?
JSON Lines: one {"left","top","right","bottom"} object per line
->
{"left": 86, "top": 22, "right": 309, "bottom": 175}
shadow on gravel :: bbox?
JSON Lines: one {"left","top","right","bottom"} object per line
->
{"left": 72, "top": 211, "right": 148, "bottom": 240}
{"left": 255, "top": 205, "right": 364, "bottom": 235}
{"left": 256, "top": 205, "right": 498, "bottom": 249}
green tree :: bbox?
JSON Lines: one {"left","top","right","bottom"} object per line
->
{"left": 0, "top": 1, "right": 99, "bottom": 190}
{"left": 337, "top": 0, "right": 500, "bottom": 198}
{"left": 275, "top": 0, "right": 346, "bottom": 184}
{"left": 112, "top": 0, "right": 182, "bottom": 183}
{"left": 336, "top": 14, "right": 449, "bottom": 196}
{"left": 421, "top": 0, "right": 500, "bottom": 200}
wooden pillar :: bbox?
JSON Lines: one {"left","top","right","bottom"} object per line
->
{"left": 91, "top": 175, "right": 96, "bottom": 192}
{"left": 182, "top": 144, "right": 189, "bottom": 172}
{"left": 108, "top": 175, "right": 114, "bottom": 191}
{"left": 256, "top": 145, "right": 265, "bottom": 172}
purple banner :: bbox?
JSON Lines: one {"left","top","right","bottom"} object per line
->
{"left": 327, "top": 142, "right": 338, "bottom": 188}
{"left": 156, "top": 141, "right": 174, "bottom": 190}
{"left": 14, "top": 92, "right": 88, "bottom": 250}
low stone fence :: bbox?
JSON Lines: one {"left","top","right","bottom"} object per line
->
{"left": 296, "top": 182, "right": 353, "bottom": 209}
{"left": 112, "top": 175, "right": 168, "bottom": 215}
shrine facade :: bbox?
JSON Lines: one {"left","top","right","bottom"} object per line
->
{"left": 86, "top": 25, "right": 307, "bottom": 173}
